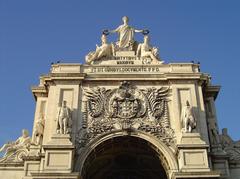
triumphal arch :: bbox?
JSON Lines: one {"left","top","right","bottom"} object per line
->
{"left": 1, "top": 16, "right": 240, "bottom": 179}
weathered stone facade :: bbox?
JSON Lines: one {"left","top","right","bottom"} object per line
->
{"left": 1, "top": 17, "right": 240, "bottom": 179}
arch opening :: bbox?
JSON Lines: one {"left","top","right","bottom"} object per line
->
{"left": 81, "top": 136, "right": 168, "bottom": 179}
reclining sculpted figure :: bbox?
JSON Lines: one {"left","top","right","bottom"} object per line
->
{"left": 0, "top": 129, "right": 31, "bottom": 158}
{"left": 220, "top": 128, "right": 240, "bottom": 160}
{"left": 85, "top": 34, "right": 113, "bottom": 64}
{"left": 137, "top": 35, "right": 163, "bottom": 64}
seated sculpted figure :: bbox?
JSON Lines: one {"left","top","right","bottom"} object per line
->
{"left": 0, "top": 129, "right": 31, "bottom": 157}
{"left": 136, "top": 35, "right": 163, "bottom": 64}
{"left": 181, "top": 101, "right": 197, "bottom": 133}
{"left": 56, "top": 100, "right": 72, "bottom": 134}
{"left": 85, "top": 34, "right": 112, "bottom": 64}
{"left": 220, "top": 128, "right": 240, "bottom": 160}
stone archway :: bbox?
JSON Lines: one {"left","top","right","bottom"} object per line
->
{"left": 77, "top": 131, "right": 178, "bottom": 179}
{"left": 82, "top": 136, "right": 167, "bottom": 179}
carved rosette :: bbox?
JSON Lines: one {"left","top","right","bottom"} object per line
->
{"left": 80, "top": 81, "right": 175, "bottom": 147}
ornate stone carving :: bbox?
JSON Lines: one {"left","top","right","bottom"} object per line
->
{"left": 137, "top": 35, "right": 163, "bottom": 64}
{"left": 80, "top": 81, "right": 175, "bottom": 147}
{"left": 208, "top": 118, "right": 221, "bottom": 146}
{"left": 103, "top": 16, "right": 146, "bottom": 51}
{"left": 181, "top": 101, "right": 197, "bottom": 133}
{"left": 0, "top": 129, "right": 31, "bottom": 163}
{"left": 56, "top": 101, "right": 72, "bottom": 134}
{"left": 85, "top": 16, "right": 164, "bottom": 65}
{"left": 220, "top": 128, "right": 240, "bottom": 161}
{"left": 85, "top": 34, "right": 113, "bottom": 64}
{"left": 82, "top": 101, "right": 88, "bottom": 128}
{"left": 109, "top": 81, "right": 145, "bottom": 120}
{"left": 32, "top": 113, "right": 45, "bottom": 145}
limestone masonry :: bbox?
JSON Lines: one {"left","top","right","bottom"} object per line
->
{"left": 0, "top": 17, "right": 240, "bottom": 179}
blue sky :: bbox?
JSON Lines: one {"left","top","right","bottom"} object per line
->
{"left": 0, "top": 0, "right": 240, "bottom": 146}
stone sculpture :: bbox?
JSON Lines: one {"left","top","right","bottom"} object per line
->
{"left": 32, "top": 113, "right": 45, "bottom": 145}
{"left": 208, "top": 118, "right": 220, "bottom": 145}
{"left": 137, "top": 35, "right": 162, "bottom": 64}
{"left": 220, "top": 128, "right": 235, "bottom": 147}
{"left": 85, "top": 16, "right": 164, "bottom": 65}
{"left": 85, "top": 34, "right": 113, "bottom": 64}
{"left": 0, "top": 129, "right": 31, "bottom": 162}
{"left": 103, "top": 16, "right": 146, "bottom": 50}
{"left": 181, "top": 101, "right": 197, "bottom": 133}
{"left": 80, "top": 81, "right": 175, "bottom": 147}
{"left": 220, "top": 128, "right": 240, "bottom": 161}
{"left": 56, "top": 100, "right": 72, "bottom": 134}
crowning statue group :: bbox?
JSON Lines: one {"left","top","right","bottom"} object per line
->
{"left": 85, "top": 16, "right": 163, "bottom": 64}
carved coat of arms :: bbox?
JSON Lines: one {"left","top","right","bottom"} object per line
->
{"left": 81, "top": 81, "right": 175, "bottom": 146}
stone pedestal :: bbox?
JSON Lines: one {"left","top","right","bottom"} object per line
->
{"left": 115, "top": 51, "right": 135, "bottom": 57}
{"left": 177, "top": 133, "right": 211, "bottom": 173}
{"left": 23, "top": 145, "right": 42, "bottom": 177}
{"left": 213, "top": 145, "right": 223, "bottom": 151}
{"left": 23, "top": 156, "right": 41, "bottom": 178}
{"left": 175, "top": 133, "right": 221, "bottom": 178}
{"left": 28, "top": 145, "right": 41, "bottom": 157}
{"left": 46, "top": 134, "right": 73, "bottom": 146}
{"left": 42, "top": 134, "right": 75, "bottom": 174}
{"left": 210, "top": 150, "right": 230, "bottom": 178}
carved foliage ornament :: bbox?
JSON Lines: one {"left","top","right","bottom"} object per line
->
{"left": 82, "top": 81, "right": 175, "bottom": 146}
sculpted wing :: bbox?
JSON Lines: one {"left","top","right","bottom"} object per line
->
{"left": 84, "top": 87, "right": 111, "bottom": 118}
{"left": 143, "top": 87, "right": 169, "bottom": 121}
